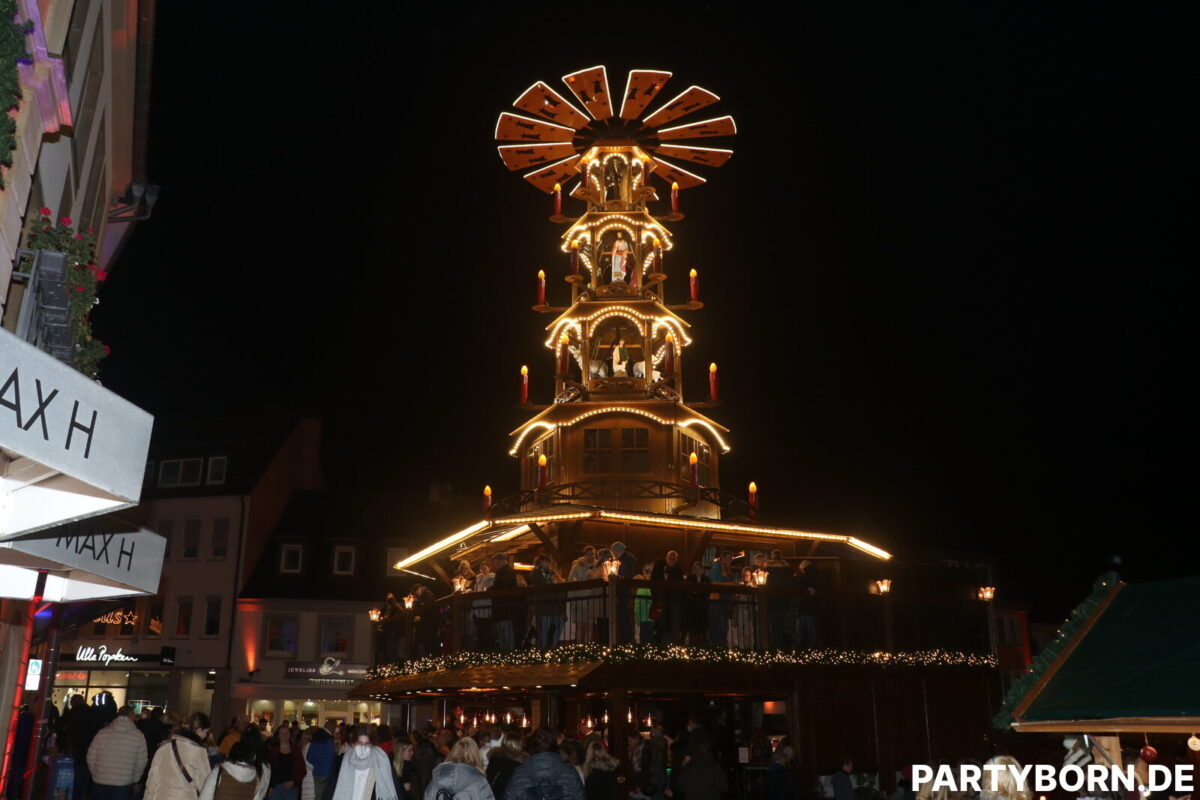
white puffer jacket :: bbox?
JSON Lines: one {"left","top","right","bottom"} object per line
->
{"left": 145, "top": 734, "right": 212, "bottom": 800}
{"left": 87, "top": 716, "right": 148, "bottom": 786}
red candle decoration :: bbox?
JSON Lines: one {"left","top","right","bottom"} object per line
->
{"left": 653, "top": 237, "right": 663, "bottom": 273}
{"left": 690, "top": 268, "right": 699, "bottom": 302}
{"left": 671, "top": 181, "right": 680, "bottom": 213}
{"left": 708, "top": 362, "right": 719, "bottom": 401}
{"left": 483, "top": 485, "right": 493, "bottom": 511}
{"left": 557, "top": 333, "right": 570, "bottom": 375}
{"left": 537, "top": 454, "right": 548, "bottom": 489}
{"left": 663, "top": 331, "right": 676, "bottom": 375}
{"left": 748, "top": 481, "right": 758, "bottom": 517}
{"left": 570, "top": 240, "right": 580, "bottom": 275}
{"left": 553, "top": 182, "right": 562, "bottom": 216}
{"left": 689, "top": 452, "right": 699, "bottom": 487}
{"left": 537, "top": 269, "right": 546, "bottom": 306}
{"left": 520, "top": 365, "right": 529, "bottom": 404}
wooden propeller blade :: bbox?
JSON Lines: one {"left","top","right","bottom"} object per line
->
{"left": 524, "top": 155, "right": 582, "bottom": 193}
{"left": 513, "top": 81, "right": 590, "bottom": 129}
{"left": 651, "top": 156, "right": 706, "bottom": 189}
{"left": 653, "top": 144, "right": 734, "bottom": 167}
{"left": 642, "top": 85, "right": 720, "bottom": 128}
{"left": 498, "top": 142, "right": 579, "bottom": 171}
{"left": 619, "top": 69, "right": 673, "bottom": 120}
{"left": 656, "top": 115, "right": 738, "bottom": 140}
{"left": 495, "top": 112, "right": 576, "bottom": 143}
{"left": 562, "top": 66, "right": 613, "bottom": 120}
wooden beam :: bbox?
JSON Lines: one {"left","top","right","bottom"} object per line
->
{"left": 1013, "top": 717, "right": 1200, "bottom": 734}
{"left": 528, "top": 523, "right": 561, "bottom": 564}
{"left": 805, "top": 540, "right": 821, "bottom": 557}
{"left": 685, "top": 531, "right": 714, "bottom": 569}
{"left": 430, "top": 561, "right": 455, "bottom": 591}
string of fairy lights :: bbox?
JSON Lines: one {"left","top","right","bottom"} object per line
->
{"left": 365, "top": 643, "right": 997, "bottom": 683}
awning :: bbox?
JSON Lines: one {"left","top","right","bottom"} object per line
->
{"left": 998, "top": 573, "right": 1200, "bottom": 733}
{"left": 0, "top": 515, "right": 165, "bottom": 601}
{"left": 2, "top": 328, "right": 154, "bottom": 538}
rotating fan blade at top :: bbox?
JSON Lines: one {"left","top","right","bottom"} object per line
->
{"left": 653, "top": 144, "right": 734, "bottom": 167}
{"left": 619, "top": 69, "right": 673, "bottom": 120}
{"left": 524, "top": 155, "right": 582, "bottom": 194}
{"left": 495, "top": 112, "right": 576, "bottom": 143}
{"left": 498, "top": 142, "right": 578, "bottom": 171}
{"left": 562, "top": 66, "right": 613, "bottom": 120}
{"left": 651, "top": 157, "right": 706, "bottom": 189}
{"left": 656, "top": 116, "right": 738, "bottom": 140}
{"left": 513, "top": 81, "right": 590, "bottom": 129}
{"left": 642, "top": 85, "right": 720, "bottom": 128}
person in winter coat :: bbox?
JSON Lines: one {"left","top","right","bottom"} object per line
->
{"left": 268, "top": 723, "right": 307, "bottom": 800}
{"left": 87, "top": 706, "right": 149, "bottom": 800}
{"left": 332, "top": 726, "right": 399, "bottom": 800}
{"left": 62, "top": 694, "right": 101, "bottom": 800}
{"left": 198, "top": 741, "right": 270, "bottom": 800}
{"left": 307, "top": 727, "right": 337, "bottom": 800}
{"left": 677, "top": 746, "right": 728, "bottom": 800}
{"left": 503, "top": 727, "right": 583, "bottom": 800}
{"left": 145, "top": 712, "right": 214, "bottom": 800}
{"left": 424, "top": 737, "right": 495, "bottom": 800}
{"left": 766, "top": 747, "right": 798, "bottom": 800}
{"left": 640, "top": 726, "right": 668, "bottom": 799}
{"left": 582, "top": 741, "right": 619, "bottom": 800}
{"left": 484, "top": 733, "right": 525, "bottom": 800}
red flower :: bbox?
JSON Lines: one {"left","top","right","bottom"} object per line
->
{"left": 102, "top": 345, "right": 112, "bottom": 356}
{"left": 91, "top": 268, "right": 108, "bottom": 282}
{"left": 72, "top": 285, "right": 84, "bottom": 292}
{"left": 39, "top": 207, "right": 51, "bottom": 216}
{"left": 86, "top": 228, "right": 94, "bottom": 234}
{"left": 75, "top": 233, "right": 84, "bottom": 240}
{"left": 61, "top": 217, "right": 72, "bottom": 226}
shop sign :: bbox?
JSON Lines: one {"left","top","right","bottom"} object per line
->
{"left": 1, "top": 329, "right": 154, "bottom": 538}
{"left": 25, "top": 659, "right": 42, "bottom": 690}
{"left": 285, "top": 658, "right": 369, "bottom": 684}
{"left": 62, "top": 644, "right": 175, "bottom": 667}
{"left": 3, "top": 515, "right": 166, "bottom": 595}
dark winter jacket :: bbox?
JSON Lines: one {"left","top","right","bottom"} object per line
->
{"left": 503, "top": 752, "right": 583, "bottom": 800}
{"left": 583, "top": 764, "right": 617, "bottom": 800}
{"left": 485, "top": 747, "right": 524, "bottom": 800}
{"left": 679, "top": 753, "right": 729, "bottom": 800}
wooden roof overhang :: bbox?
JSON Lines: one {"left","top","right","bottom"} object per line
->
{"left": 392, "top": 505, "right": 891, "bottom": 573}
{"left": 351, "top": 658, "right": 986, "bottom": 701}
{"left": 508, "top": 401, "right": 730, "bottom": 457}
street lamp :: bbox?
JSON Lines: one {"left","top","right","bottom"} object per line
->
{"left": 403, "top": 595, "right": 415, "bottom": 610}
{"left": 978, "top": 586, "right": 996, "bottom": 601}
{"left": 874, "top": 579, "right": 892, "bottom": 595}
{"left": 368, "top": 608, "right": 383, "bottom": 623}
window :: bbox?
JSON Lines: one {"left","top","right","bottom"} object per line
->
{"left": 203, "top": 598, "right": 221, "bottom": 637}
{"left": 158, "top": 458, "right": 203, "bottom": 488}
{"left": 318, "top": 617, "right": 353, "bottom": 659}
{"left": 280, "top": 544, "right": 303, "bottom": 574}
{"left": 211, "top": 519, "right": 230, "bottom": 559}
{"left": 333, "top": 546, "right": 355, "bottom": 576}
{"left": 147, "top": 602, "right": 164, "bottom": 637}
{"left": 175, "top": 598, "right": 193, "bottom": 637}
{"left": 526, "top": 433, "right": 557, "bottom": 487}
{"left": 264, "top": 616, "right": 299, "bottom": 657}
{"left": 158, "top": 520, "right": 174, "bottom": 560}
{"left": 620, "top": 427, "right": 651, "bottom": 473}
{"left": 679, "top": 432, "right": 713, "bottom": 487}
{"left": 207, "top": 456, "right": 227, "bottom": 485}
{"left": 182, "top": 520, "right": 201, "bottom": 559}
{"left": 583, "top": 428, "right": 613, "bottom": 473}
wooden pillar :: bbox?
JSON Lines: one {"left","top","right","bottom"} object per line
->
{"left": 787, "top": 687, "right": 803, "bottom": 771}
{"left": 608, "top": 688, "right": 631, "bottom": 800}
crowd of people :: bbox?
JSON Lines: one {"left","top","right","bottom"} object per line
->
{"left": 374, "top": 545, "right": 823, "bottom": 660}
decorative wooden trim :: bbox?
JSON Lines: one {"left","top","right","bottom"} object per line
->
{"left": 1013, "top": 717, "right": 1200, "bottom": 734}
{"left": 1011, "top": 579, "right": 1125, "bottom": 722}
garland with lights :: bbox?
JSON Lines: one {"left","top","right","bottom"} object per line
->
{"left": 0, "top": 0, "right": 33, "bottom": 187}
{"left": 366, "top": 643, "right": 997, "bottom": 682}
{"left": 991, "top": 572, "right": 1119, "bottom": 729}
{"left": 24, "top": 209, "right": 109, "bottom": 377}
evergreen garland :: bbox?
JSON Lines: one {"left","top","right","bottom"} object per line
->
{"left": 0, "top": 0, "right": 33, "bottom": 188}
{"left": 366, "top": 643, "right": 997, "bottom": 684}
{"left": 991, "top": 571, "right": 1120, "bottom": 729}
{"left": 26, "top": 209, "right": 109, "bottom": 378}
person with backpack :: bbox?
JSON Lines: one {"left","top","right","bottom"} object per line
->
{"left": 145, "top": 712, "right": 214, "bottom": 800}
{"left": 503, "top": 728, "right": 583, "bottom": 800}
{"left": 198, "top": 741, "right": 270, "bottom": 800}
{"left": 87, "top": 706, "right": 149, "bottom": 800}
{"left": 424, "top": 737, "right": 494, "bottom": 800}
{"left": 332, "top": 725, "right": 400, "bottom": 800}
{"left": 484, "top": 733, "right": 525, "bottom": 800}
{"left": 581, "top": 741, "right": 619, "bottom": 800}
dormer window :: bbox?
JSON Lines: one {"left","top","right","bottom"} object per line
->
{"left": 280, "top": 544, "right": 303, "bottom": 574}
{"left": 207, "top": 456, "right": 227, "bottom": 485}
{"left": 159, "top": 458, "right": 203, "bottom": 488}
{"left": 333, "top": 546, "right": 355, "bottom": 576}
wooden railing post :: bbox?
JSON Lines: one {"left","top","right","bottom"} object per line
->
{"left": 607, "top": 577, "right": 619, "bottom": 645}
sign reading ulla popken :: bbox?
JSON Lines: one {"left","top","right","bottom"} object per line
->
{"left": 74, "top": 644, "right": 140, "bottom": 666}
{"left": 285, "top": 659, "right": 369, "bottom": 685}
{"left": 1, "top": 328, "right": 153, "bottom": 538}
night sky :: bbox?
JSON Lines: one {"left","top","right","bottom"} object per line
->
{"left": 92, "top": 4, "right": 1187, "bottom": 622}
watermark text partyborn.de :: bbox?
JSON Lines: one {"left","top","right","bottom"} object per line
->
{"left": 913, "top": 763, "right": 1194, "bottom": 794}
